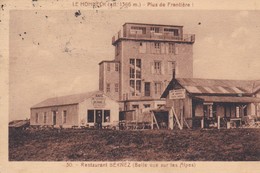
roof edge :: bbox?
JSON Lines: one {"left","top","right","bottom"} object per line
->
{"left": 98, "top": 60, "right": 120, "bottom": 65}
{"left": 31, "top": 90, "right": 101, "bottom": 109}
{"left": 123, "top": 22, "right": 184, "bottom": 28}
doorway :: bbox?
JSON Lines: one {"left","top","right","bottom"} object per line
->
{"left": 95, "top": 110, "right": 103, "bottom": 129}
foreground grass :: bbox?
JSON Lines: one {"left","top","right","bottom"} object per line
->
{"left": 9, "top": 128, "right": 260, "bottom": 161}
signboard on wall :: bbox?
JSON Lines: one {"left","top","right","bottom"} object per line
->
{"left": 169, "top": 89, "right": 186, "bottom": 99}
{"left": 91, "top": 93, "right": 106, "bottom": 108}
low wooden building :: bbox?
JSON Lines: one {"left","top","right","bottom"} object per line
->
{"left": 30, "top": 91, "right": 119, "bottom": 128}
{"left": 161, "top": 77, "right": 260, "bottom": 128}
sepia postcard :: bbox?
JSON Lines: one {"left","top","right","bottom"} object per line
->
{"left": 1, "top": 0, "right": 260, "bottom": 173}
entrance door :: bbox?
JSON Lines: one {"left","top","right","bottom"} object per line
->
{"left": 95, "top": 110, "right": 103, "bottom": 123}
{"left": 224, "top": 105, "right": 231, "bottom": 118}
{"left": 53, "top": 111, "right": 57, "bottom": 125}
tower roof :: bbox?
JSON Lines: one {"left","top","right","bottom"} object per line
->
{"left": 123, "top": 22, "right": 184, "bottom": 28}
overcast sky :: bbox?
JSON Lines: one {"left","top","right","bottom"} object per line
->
{"left": 9, "top": 10, "right": 260, "bottom": 121}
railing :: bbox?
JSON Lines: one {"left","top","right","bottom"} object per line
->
{"left": 112, "top": 30, "right": 195, "bottom": 44}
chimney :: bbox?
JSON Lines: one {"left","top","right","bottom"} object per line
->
{"left": 172, "top": 68, "right": 176, "bottom": 80}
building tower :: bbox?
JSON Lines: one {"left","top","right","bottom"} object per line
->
{"left": 99, "top": 23, "right": 195, "bottom": 111}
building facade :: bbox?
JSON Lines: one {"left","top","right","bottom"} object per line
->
{"left": 99, "top": 23, "right": 195, "bottom": 112}
{"left": 30, "top": 91, "right": 119, "bottom": 128}
{"left": 161, "top": 77, "right": 260, "bottom": 128}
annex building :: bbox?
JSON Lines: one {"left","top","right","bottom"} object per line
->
{"left": 161, "top": 76, "right": 260, "bottom": 128}
{"left": 99, "top": 23, "right": 195, "bottom": 112}
{"left": 30, "top": 91, "right": 119, "bottom": 128}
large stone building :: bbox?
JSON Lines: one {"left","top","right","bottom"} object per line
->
{"left": 99, "top": 23, "right": 195, "bottom": 112}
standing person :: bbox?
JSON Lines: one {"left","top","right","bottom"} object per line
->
{"left": 96, "top": 111, "right": 102, "bottom": 129}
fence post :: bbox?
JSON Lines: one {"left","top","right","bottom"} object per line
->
{"left": 151, "top": 112, "right": 153, "bottom": 130}
{"left": 217, "top": 116, "right": 220, "bottom": 129}
{"left": 201, "top": 118, "right": 204, "bottom": 129}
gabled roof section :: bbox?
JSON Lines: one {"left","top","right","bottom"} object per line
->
{"left": 9, "top": 119, "right": 30, "bottom": 128}
{"left": 161, "top": 78, "right": 260, "bottom": 98}
{"left": 178, "top": 78, "right": 253, "bottom": 95}
{"left": 31, "top": 91, "right": 100, "bottom": 109}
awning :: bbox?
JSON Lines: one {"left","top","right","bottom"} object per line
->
{"left": 194, "top": 96, "right": 260, "bottom": 103}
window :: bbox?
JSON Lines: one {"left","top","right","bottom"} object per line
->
{"left": 115, "top": 63, "right": 119, "bottom": 71}
{"left": 136, "top": 70, "right": 141, "bottom": 78}
{"left": 130, "top": 80, "right": 135, "bottom": 89}
{"left": 130, "top": 67, "right": 135, "bottom": 78}
{"left": 173, "top": 30, "right": 179, "bottom": 36}
{"left": 145, "top": 82, "right": 151, "bottom": 96}
{"left": 136, "top": 80, "right": 141, "bottom": 93}
{"left": 35, "top": 113, "right": 39, "bottom": 123}
{"left": 129, "top": 59, "right": 142, "bottom": 96}
{"left": 107, "top": 63, "right": 110, "bottom": 71}
{"left": 63, "top": 110, "right": 67, "bottom": 124}
{"left": 144, "top": 104, "right": 150, "bottom": 108}
{"left": 154, "top": 61, "right": 162, "bottom": 74}
{"left": 104, "top": 110, "right": 110, "bottom": 122}
{"left": 151, "top": 27, "right": 160, "bottom": 33}
{"left": 130, "top": 26, "right": 146, "bottom": 34}
{"left": 155, "top": 43, "right": 160, "bottom": 49}
{"left": 130, "top": 80, "right": 141, "bottom": 96}
{"left": 87, "top": 110, "right": 94, "bottom": 123}
{"left": 130, "top": 80, "right": 135, "bottom": 96}
{"left": 168, "top": 61, "right": 175, "bottom": 75}
{"left": 115, "top": 83, "right": 119, "bottom": 92}
{"left": 164, "top": 28, "right": 179, "bottom": 36}
{"left": 132, "top": 104, "right": 139, "bottom": 109}
{"left": 43, "top": 112, "right": 47, "bottom": 124}
{"left": 136, "top": 59, "right": 141, "bottom": 68}
{"left": 130, "top": 59, "right": 135, "bottom": 66}
{"left": 157, "top": 104, "right": 165, "bottom": 108}
{"left": 154, "top": 42, "right": 161, "bottom": 53}
{"left": 169, "top": 43, "right": 175, "bottom": 54}
{"left": 154, "top": 82, "right": 162, "bottom": 95}
{"left": 106, "top": 83, "right": 110, "bottom": 92}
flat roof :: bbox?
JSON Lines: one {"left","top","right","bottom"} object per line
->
{"left": 123, "top": 22, "right": 183, "bottom": 28}
{"left": 98, "top": 60, "right": 120, "bottom": 65}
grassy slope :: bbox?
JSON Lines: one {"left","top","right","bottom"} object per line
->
{"left": 9, "top": 128, "right": 260, "bottom": 161}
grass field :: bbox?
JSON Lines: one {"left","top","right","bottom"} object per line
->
{"left": 9, "top": 128, "right": 260, "bottom": 161}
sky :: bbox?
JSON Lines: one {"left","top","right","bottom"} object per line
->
{"left": 9, "top": 10, "right": 260, "bottom": 121}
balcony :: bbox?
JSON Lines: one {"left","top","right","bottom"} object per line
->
{"left": 112, "top": 30, "right": 195, "bottom": 45}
